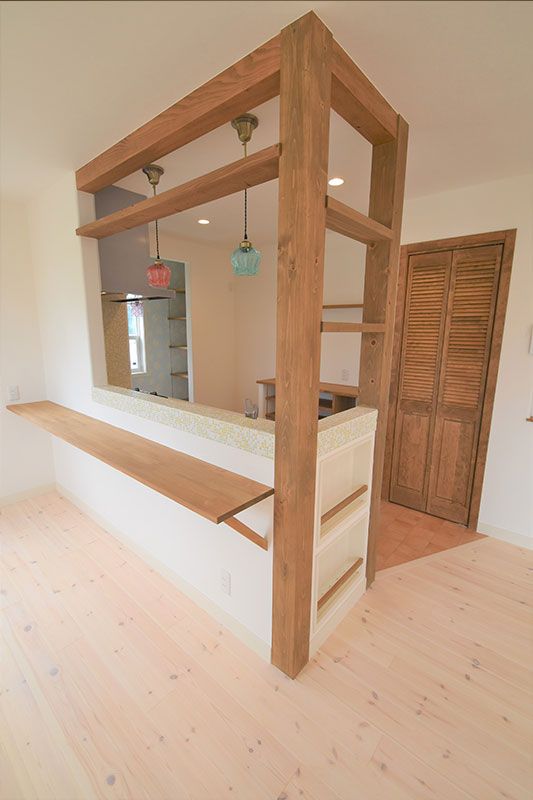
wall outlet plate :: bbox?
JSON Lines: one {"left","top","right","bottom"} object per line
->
{"left": 220, "top": 568, "right": 231, "bottom": 596}
{"left": 8, "top": 385, "right": 20, "bottom": 401}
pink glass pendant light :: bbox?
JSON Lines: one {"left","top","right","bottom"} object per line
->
{"left": 142, "top": 164, "right": 171, "bottom": 289}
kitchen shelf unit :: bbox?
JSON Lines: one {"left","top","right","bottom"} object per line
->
{"left": 310, "top": 431, "right": 374, "bottom": 654}
{"left": 257, "top": 378, "right": 359, "bottom": 421}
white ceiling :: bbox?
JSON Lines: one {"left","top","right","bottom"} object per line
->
{"left": 2, "top": 0, "right": 532, "bottom": 245}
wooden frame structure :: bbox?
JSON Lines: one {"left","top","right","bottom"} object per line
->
{"left": 75, "top": 11, "right": 408, "bottom": 678}
{"left": 383, "top": 229, "right": 516, "bottom": 531}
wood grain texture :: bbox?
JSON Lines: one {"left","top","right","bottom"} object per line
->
{"left": 321, "top": 321, "right": 386, "bottom": 333}
{"left": 322, "top": 303, "right": 363, "bottom": 309}
{"left": 257, "top": 378, "right": 359, "bottom": 398}
{"left": 359, "top": 116, "right": 409, "bottom": 585}
{"left": 320, "top": 484, "right": 368, "bottom": 524}
{"left": 317, "top": 558, "right": 364, "bottom": 610}
{"left": 7, "top": 402, "right": 273, "bottom": 525}
{"left": 384, "top": 230, "right": 516, "bottom": 532}
{"left": 427, "top": 244, "right": 503, "bottom": 524}
{"left": 77, "top": 145, "right": 280, "bottom": 239}
{"left": 76, "top": 35, "right": 281, "bottom": 192}
{"left": 325, "top": 196, "right": 393, "bottom": 244}
{"left": 224, "top": 516, "right": 268, "bottom": 551}
{"left": 389, "top": 250, "right": 452, "bottom": 511}
{"left": 2, "top": 491, "right": 531, "bottom": 800}
{"left": 272, "top": 12, "right": 332, "bottom": 678}
{"left": 331, "top": 40, "right": 398, "bottom": 145}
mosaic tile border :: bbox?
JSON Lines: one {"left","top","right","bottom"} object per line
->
{"left": 93, "top": 385, "right": 377, "bottom": 460}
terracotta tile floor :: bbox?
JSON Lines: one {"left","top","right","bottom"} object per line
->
{"left": 376, "top": 500, "right": 486, "bottom": 571}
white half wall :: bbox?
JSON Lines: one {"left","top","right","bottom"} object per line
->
{"left": 23, "top": 172, "right": 273, "bottom": 653}
{"left": 0, "top": 197, "right": 54, "bottom": 501}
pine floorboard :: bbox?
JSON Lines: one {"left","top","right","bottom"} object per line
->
{"left": 1, "top": 491, "right": 532, "bottom": 799}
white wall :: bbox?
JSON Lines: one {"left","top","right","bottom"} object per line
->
{"left": 22, "top": 172, "right": 273, "bottom": 655}
{"left": 402, "top": 173, "right": 533, "bottom": 543}
{"left": 0, "top": 197, "right": 54, "bottom": 501}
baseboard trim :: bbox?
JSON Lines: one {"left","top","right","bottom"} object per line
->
{"left": 0, "top": 483, "right": 56, "bottom": 507}
{"left": 55, "top": 483, "right": 271, "bottom": 662}
{"left": 477, "top": 521, "right": 533, "bottom": 550}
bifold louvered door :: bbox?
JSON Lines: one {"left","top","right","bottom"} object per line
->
{"left": 390, "top": 244, "right": 502, "bottom": 523}
{"left": 390, "top": 251, "right": 452, "bottom": 510}
{"left": 426, "top": 244, "right": 502, "bottom": 523}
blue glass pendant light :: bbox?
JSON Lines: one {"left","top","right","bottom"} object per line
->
{"left": 230, "top": 114, "right": 261, "bottom": 276}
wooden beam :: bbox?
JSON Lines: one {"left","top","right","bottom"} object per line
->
{"left": 359, "top": 116, "right": 409, "bottom": 585}
{"left": 272, "top": 12, "right": 332, "bottom": 679}
{"left": 224, "top": 517, "right": 268, "bottom": 551}
{"left": 76, "top": 35, "right": 281, "bottom": 193}
{"left": 321, "top": 322, "right": 385, "bottom": 333}
{"left": 8, "top": 402, "right": 274, "bottom": 524}
{"left": 331, "top": 40, "right": 398, "bottom": 145}
{"left": 325, "top": 196, "right": 393, "bottom": 245}
{"left": 77, "top": 145, "right": 280, "bottom": 240}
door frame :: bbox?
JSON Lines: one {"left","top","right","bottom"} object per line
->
{"left": 383, "top": 228, "right": 516, "bottom": 529}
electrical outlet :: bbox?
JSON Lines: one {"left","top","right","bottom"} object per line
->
{"left": 220, "top": 568, "right": 231, "bottom": 596}
{"left": 8, "top": 385, "right": 20, "bottom": 401}
{"left": 341, "top": 369, "right": 350, "bottom": 382}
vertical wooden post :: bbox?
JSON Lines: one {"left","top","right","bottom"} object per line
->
{"left": 271, "top": 12, "right": 332, "bottom": 678}
{"left": 359, "top": 117, "right": 409, "bottom": 584}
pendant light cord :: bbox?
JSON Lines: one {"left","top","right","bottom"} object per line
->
{"left": 243, "top": 141, "right": 248, "bottom": 241}
{"left": 153, "top": 184, "right": 161, "bottom": 260}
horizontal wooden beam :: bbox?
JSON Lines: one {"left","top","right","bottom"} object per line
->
{"left": 331, "top": 40, "right": 397, "bottom": 145}
{"left": 77, "top": 145, "right": 280, "bottom": 239}
{"left": 321, "top": 322, "right": 386, "bottom": 333}
{"left": 8, "top": 401, "right": 273, "bottom": 524}
{"left": 76, "top": 35, "right": 281, "bottom": 193}
{"left": 322, "top": 303, "right": 363, "bottom": 309}
{"left": 317, "top": 557, "right": 364, "bottom": 610}
{"left": 320, "top": 484, "right": 368, "bottom": 525}
{"left": 325, "top": 196, "right": 393, "bottom": 245}
{"left": 224, "top": 517, "right": 268, "bottom": 550}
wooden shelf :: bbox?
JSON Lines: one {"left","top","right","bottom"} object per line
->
{"left": 257, "top": 378, "right": 359, "bottom": 398}
{"left": 321, "top": 322, "right": 386, "bottom": 334}
{"left": 320, "top": 485, "right": 368, "bottom": 525}
{"left": 171, "top": 372, "right": 189, "bottom": 378}
{"left": 7, "top": 402, "right": 274, "bottom": 526}
{"left": 323, "top": 303, "right": 363, "bottom": 309}
{"left": 168, "top": 317, "right": 187, "bottom": 320}
{"left": 317, "top": 557, "right": 364, "bottom": 611}
{"left": 325, "top": 196, "right": 393, "bottom": 245}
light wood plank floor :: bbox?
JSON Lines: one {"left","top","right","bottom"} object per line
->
{"left": 1, "top": 492, "right": 532, "bottom": 800}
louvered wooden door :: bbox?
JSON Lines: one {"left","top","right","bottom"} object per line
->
{"left": 426, "top": 244, "right": 502, "bottom": 523}
{"left": 390, "top": 251, "right": 452, "bottom": 510}
{"left": 390, "top": 244, "right": 502, "bottom": 523}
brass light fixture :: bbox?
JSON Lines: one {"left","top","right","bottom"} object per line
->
{"left": 142, "top": 164, "right": 171, "bottom": 289}
{"left": 230, "top": 114, "right": 261, "bottom": 276}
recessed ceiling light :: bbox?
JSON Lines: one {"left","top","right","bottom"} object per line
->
{"left": 198, "top": 219, "right": 210, "bottom": 225}
{"left": 328, "top": 177, "right": 344, "bottom": 187}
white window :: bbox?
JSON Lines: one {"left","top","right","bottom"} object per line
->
{"left": 127, "top": 296, "right": 146, "bottom": 374}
